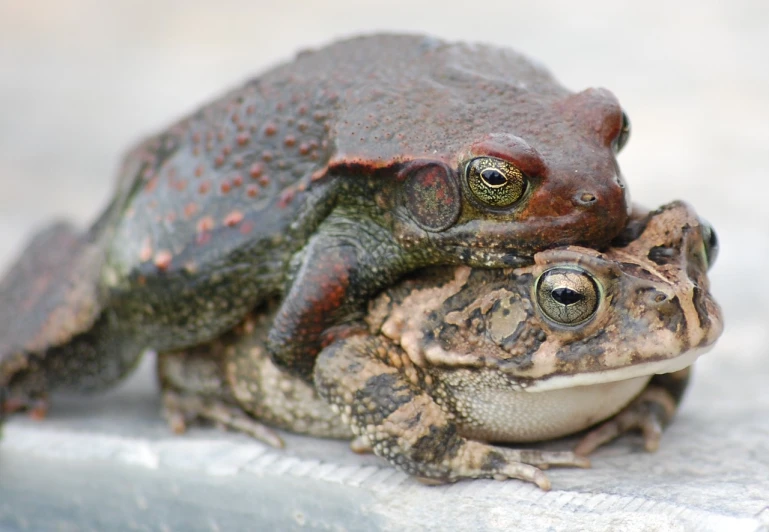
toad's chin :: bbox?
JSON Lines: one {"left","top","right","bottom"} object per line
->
{"left": 525, "top": 345, "right": 711, "bottom": 393}
{"left": 437, "top": 348, "right": 710, "bottom": 443}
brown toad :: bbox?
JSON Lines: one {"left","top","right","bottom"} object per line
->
{"left": 157, "top": 200, "right": 722, "bottom": 489}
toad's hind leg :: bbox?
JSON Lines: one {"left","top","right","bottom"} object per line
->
{"left": 158, "top": 309, "right": 352, "bottom": 447}
{"left": 158, "top": 348, "right": 284, "bottom": 448}
{"left": 314, "top": 335, "right": 589, "bottom": 490}
{"left": 0, "top": 222, "right": 107, "bottom": 415}
{"left": 575, "top": 368, "right": 692, "bottom": 456}
{"left": 0, "top": 222, "right": 103, "bottom": 363}
{"left": 0, "top": 216, "right": 152, "bottom": 414}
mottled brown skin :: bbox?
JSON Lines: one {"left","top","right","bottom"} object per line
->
{"left": 159, "top": 305, "right": 351, "bottom": 446}
{"left": 0, "top": 34, "right": 632, "bottom": 407}
{"left": 157, "top": 201, "right": 722, "bottom": 489}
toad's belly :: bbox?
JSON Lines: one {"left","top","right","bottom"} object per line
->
{"left": 451, "top": 375, "right": 650, "bottom": 442}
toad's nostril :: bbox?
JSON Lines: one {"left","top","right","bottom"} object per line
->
{"left": 647, "top": 289, "right": 676, "bottom": 313}
{"left": 575, "top": 191, "right": 597, "bottom": 206}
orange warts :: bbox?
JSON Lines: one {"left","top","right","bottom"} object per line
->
{"left": 224, "top": 210, "right": 244, "bottom": 227}
{"left": 249, "top": 163, "right": 263, "bottom": 178}
{"left": 154, "top": 250, "right": 173, "bottom": 271}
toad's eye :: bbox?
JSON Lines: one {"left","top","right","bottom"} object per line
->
{"left": 465, "top": 157, "right": 526, "bottom": 208}
{"left": 700, "top": 220, "right": 719, "bottom": 269}
{"left": 536, "top": 267, "right": 600, "bottom": 326}
{"left": 614, "top": 111, "right": 631, "bottom": 153}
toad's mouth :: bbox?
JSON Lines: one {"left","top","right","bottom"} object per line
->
{"left": 523, "top": 345, "right": 713, "bottom": 393}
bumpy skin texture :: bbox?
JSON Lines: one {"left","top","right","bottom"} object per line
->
{"left": 157, "top": 201, "right": 722, "bottom": 489}
{"left": 159, "top": 304, "right": 352, "bottom": 445}
{"left": 0, "top": 33, "right": 631, "bottom": 403}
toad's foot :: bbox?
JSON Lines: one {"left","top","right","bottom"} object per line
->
{"left": 315, "top": 335, "right": 589, "bottom": 490}
{"left": 1, "top": 369, "right": 50, "bottom": 420}
{"left": 1, "top": 395, "right": 49, "bottom": 420}
{"left": 161, "top": 390, "right": 284, "bottom": 448}
{"left": 414, "top": 445, "right": 590, "bottom": 490}
{"left": 575, "top": 385, "right": 678, "bottom": 456}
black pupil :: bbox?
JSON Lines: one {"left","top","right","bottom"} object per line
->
{"left": 480, "top": 168, "right": 506, "bottom": 186}
{"left": 707, "top": 227, "right": 718, "bottom": 250}
{"left": 551, "top": 287, "right": 584, "bottom": 306}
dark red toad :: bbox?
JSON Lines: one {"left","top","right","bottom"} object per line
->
{"left": 0, "top": 34, "right": 630, "bottom": 412}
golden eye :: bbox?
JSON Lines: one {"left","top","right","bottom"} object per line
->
{"left": 536, "top": 268, "right": 600, "bottom": 326}
{"left": 465, "top": 156, "right": 526, "bottom": 208}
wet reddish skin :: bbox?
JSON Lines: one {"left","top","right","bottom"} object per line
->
{"left": 108, "top": 35, "right": 628, "bottom": 276}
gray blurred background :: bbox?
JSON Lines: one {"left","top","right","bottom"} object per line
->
{"left": 0, "top": 1, "right": 767, "bottom": 530}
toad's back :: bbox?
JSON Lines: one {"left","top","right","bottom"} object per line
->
{"left": 100, "top": 34, "right": 573, "bottom": 348}
{"left": 106, "top": 34, "right": 568, "bottom": 281}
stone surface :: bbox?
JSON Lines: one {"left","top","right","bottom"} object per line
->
{"left": 1, "top": 0, "right": 768, "bottom": 530}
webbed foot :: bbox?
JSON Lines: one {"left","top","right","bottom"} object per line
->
{"left": 1, "top": 362, "right": 50, "bottom": 420}
{"left": 162, "top": 389, "right": 284, "bottom": 448}
{"left": 575, "top": 384, "right": 680, "bottom": 456}
{"left": 2, "top": 395, "right": 49, "bottom": 420}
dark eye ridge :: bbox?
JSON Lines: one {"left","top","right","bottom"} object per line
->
{"left": 551, "top": 287, "right": 584, "bottom": 306}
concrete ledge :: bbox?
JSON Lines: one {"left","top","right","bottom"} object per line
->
{"left": 1, "top": 343, "right": 767, "bottom": 531}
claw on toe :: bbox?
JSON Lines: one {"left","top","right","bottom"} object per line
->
{"left": 496, "top": 464, "right": 552, "bottom": 491}
{"left": 349, "top": 435, "right": 373, "bottom": 454}
{"left": 532, "top": 471, "right": 551, "bottom": 491}
{"left": 572, "top": 455, "right": 592, "bottom": 469}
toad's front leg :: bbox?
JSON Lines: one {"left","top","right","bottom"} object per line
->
{"left": 268, "top": 212, "right": 417, "bottom": 381}
{"left": 314, "top": 335, "right": 589, "bottom": 490}
{"left": 575, "top": 368, "right": 692, "bottom": 455}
